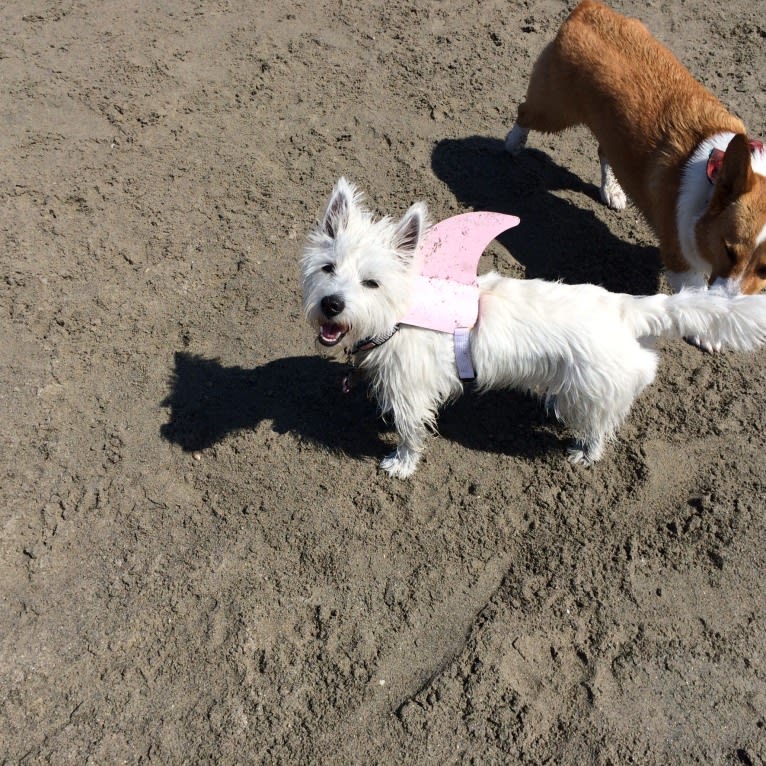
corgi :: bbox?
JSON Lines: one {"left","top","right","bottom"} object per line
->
{"left": 505, "top": 0, "right": 766, "bottom": 303}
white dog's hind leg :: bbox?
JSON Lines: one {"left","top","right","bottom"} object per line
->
{"left": 599, "top": 152, "right": 627, "bottom": 210}
{"left": 505, "top": 124, "right": 529, "bottom": 155}
{"left": 567, "top": 436, "right": 605, "bottom": 466}
{"left": 552, "top": 388, "right": 611, "bottom": 467}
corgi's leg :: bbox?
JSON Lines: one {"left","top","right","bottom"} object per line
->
{"left": 665, "top": 269, "right": 716, "bottom": 354}
{"left": 505, "top": 41, "right": 579, "bottom": 155}
{"left": 598, "top": 147, "right": 627, "bottom": 210}
{"left": 666, "top": 277, "right": 721, "bottom": 352}
{"left": 664, "top": 262, "right": 716, "bottom": 353}
{"left": 504, "top": 124, "right": 529, "bottom": 155}
{"left": 664, "top": 269, "right": 708, "bottom": 293}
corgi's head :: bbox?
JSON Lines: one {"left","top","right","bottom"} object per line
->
{"left": 695, "top": 133, "right": 766, "bottom": 294}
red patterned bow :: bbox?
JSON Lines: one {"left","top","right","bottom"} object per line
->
{"left": 707, "top": 139, "right": 764, "bottom": 184}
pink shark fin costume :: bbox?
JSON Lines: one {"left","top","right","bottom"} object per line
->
{"left": 400, "top": 211, "right": 520, "bottom": 379}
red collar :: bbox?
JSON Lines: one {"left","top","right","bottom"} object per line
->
{"left": 707, "top": 139, "right": 764, "bottom": 184}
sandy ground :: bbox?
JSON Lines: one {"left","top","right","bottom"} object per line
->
{"left": 2, "top": 0, "right": 766, "bottom": 763}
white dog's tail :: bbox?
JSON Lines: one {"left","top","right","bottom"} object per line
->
{"left": 624, "top": 288, "right": 766, "bottom": 352}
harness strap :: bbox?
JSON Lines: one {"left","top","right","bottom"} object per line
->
{"left": 454, "top": 327, "right": 475, "bottom": 381}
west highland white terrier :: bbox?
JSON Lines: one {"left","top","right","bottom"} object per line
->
{"left": 301, "top": 178, "right": 766, "bottom": 478}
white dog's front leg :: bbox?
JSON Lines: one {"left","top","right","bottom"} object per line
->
{"left": 378, "top": 394, "right": 432, "bottom": 479}
{"left": 379, "top": 444, "right": 422, "bottom": 479}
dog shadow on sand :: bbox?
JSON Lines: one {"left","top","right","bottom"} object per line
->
{"left": 160, "top": 351, "right": 564, "bottom": 463}
{"left": 160, "top": 351, "right": 379, "bottom": 458}
{"left": 431, "top": 135, "right": 661, "bottom": 295}
{"left": 162, "top": 143, "right": 662, "bottom": 464}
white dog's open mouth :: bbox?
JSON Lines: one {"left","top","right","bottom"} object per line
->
{"left": 318, "top": 322, "right": 348, "bottom": 347}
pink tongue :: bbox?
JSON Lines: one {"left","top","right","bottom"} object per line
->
{"left": 321, "top": 323, "right": 342, "bottom": 341}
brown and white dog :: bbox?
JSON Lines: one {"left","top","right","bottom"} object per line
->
{"left": 505, "top": 0, "right": 766, "bottom": 305}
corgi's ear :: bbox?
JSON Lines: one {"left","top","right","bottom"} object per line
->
{"left": 711, "top": 134, "right": 754, "bottom": 212}
{"left": 393, "top": 202, "right": 427, "bottom": 256}
{"left": 323, "top": 177, "right": 356, "bottom": 238}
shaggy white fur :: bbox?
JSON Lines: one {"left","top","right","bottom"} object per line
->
{"left": 302, "top": 178, "right": 766, "bottom": 478}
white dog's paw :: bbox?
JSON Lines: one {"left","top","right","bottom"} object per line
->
{"left": 504, "top": 125, "right": 529, "bottom": 156}
{"left": 379, "top": 448, "right": 420, "bottom": 479}
{"left": 684, "top": 335, "right": 722, "bottom": 354}
{"left": 567, "top": 439, "right": 603, "bottom": 467}
{"left": 567, "top": 447, "right": 594, "bottom": 466}
{"left": 599, "top": 159, "right": 627, "bottom": 210}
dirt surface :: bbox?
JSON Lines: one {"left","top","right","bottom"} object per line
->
{"left": 2, "top": 0, "right": 766, "bottom": 763}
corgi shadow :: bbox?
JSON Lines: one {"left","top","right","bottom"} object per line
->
{"left": 160, "top": 352, "right": 564, "bottom": 462}
{"left": 431, "top": 135, "right": 661, "bottom": 295}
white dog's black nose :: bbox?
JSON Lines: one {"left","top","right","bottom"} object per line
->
{"left": 321, "top": 294, "right": 345, "bottom": 318}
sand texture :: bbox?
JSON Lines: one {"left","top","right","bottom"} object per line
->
{"left": 2, "top": 1, "right": 765, "bottom": 763}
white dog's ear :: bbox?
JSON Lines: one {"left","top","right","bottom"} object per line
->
{"left": 393, "top": 202, "right": 427, "bottom": 256}
{"left": 323, "top": 177, "right": 356, "bottom": 238}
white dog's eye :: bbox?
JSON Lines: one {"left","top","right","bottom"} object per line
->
{"left": 362, "top": 279, "right": 380, "bottom": 289}
{"left": 321, "top": 263, "right": 335, "bottom": 274}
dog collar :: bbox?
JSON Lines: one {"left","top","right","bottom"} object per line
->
{"left": 350, "top": 325, "right": 400, "bottom": 355}
{"left": 707, "top": 139, "right": 764, "bottom": 184}
{"left": 343, "top": 326, "right": 401, "bottom": 393}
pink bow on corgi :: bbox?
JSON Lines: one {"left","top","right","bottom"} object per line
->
{"left": 706, "top": 139, "right": 764, "bottom": 184}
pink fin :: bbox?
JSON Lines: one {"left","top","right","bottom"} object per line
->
{"left": 400, "top": 211, "right": 520, "bottom": 333}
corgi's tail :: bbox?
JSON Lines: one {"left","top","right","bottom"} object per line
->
{"left": 625, "top": 288, "right": 766, "bottom": 352}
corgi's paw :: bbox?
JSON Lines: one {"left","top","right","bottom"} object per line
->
{"left": 684, "top": 335, "right": 722, "bottom": 354}
{"left": 600, "top": 175, "right": 627, "bottom": 210}
{"left": 504, "top": 125, "right": 529, "bottom": 156}
{"left": 665, "top": 270, "right": 709, "bottom": 293}
{"left": 599, "top": 158, "right": 627, "bottom": 210}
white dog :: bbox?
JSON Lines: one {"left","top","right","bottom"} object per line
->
{"left": 301, "top": 178, "right": 766, "bottom": 478}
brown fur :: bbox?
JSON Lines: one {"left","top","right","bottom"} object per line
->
{"left": 695, "top": 135, "right": 766, "bottom": 294}
{"left": 514, "top": 0, "right": 766, "bottom": 292}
